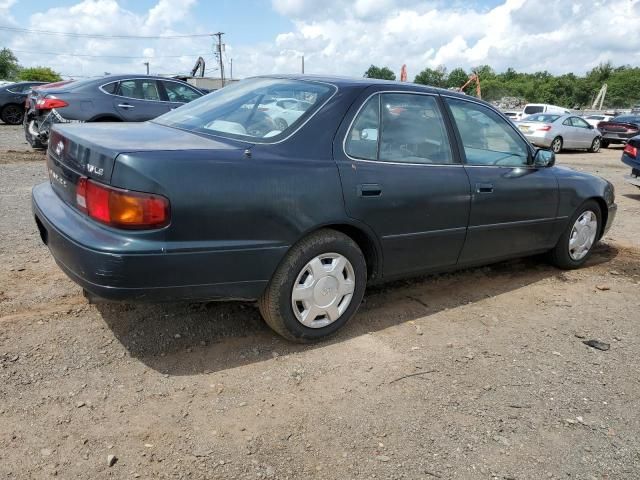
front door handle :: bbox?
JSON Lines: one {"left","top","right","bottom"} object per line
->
{"left": 475, "top": 183, "right": 494, "bottom": 193}
{"left": 117, "top": 103, "right": 134, "bottom": 109}
{"left": 358, "top": 184, "right": 382, "bottom": 197}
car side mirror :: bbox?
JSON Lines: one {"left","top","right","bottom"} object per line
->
{"left": 588, "top": 124, "right": 594, "bottom": 129}
{"left": 534, "top": 149, "right": 555, "bottom": 167}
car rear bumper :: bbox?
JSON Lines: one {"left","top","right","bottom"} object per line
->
{"left": 601, "top": 132, "right": 634, "bottom": 144}
{"left": 520, "top": 131, "right": 553, "bottom": 148}
{"left": 32, "top": 182, "right": 286, "bottom": 302}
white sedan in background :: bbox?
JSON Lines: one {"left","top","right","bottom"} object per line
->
{"left": 517, "top": 113, "right": 602, "bottom": 153}
{"left": 583, "top": 113, "right": 616, "bottom": 128}
{"left": 259, "top": 98, "right": 312, "bottom": 130}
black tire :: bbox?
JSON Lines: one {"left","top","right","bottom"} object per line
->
{"left": 589, "top": 137, "right": 601, "bottom": 153}
{"left": 274, "top": 118, "right": 288, "bottom": 131}
{"left": 601, "top": 140, "right": 609, "bottom": 148}
{"left": 259, "top": 229, "right": 367, "bottom": 342}
{"left": 548, "top": 200, "right": 601, "bottom": 270}
{"left": 1, "top": 104, "right": 24, "bottom": 125}
{"left": 551, "top": 136, "right": 563, "bottom": 154}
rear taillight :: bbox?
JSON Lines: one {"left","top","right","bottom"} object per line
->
{"left": 623, "top": 143, "right": 638, "bottom": 158}
{"left": 36, "top": 96, "right": 68, "bottom": 110}
{"left": 537, "top": 125, "right": 552, "bottom": 131}
{"left": 76, "top": 177, "right": 169, "bottom": 229}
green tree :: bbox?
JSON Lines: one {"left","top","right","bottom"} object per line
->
{"left": 0, "top": 48, "right": 20, "bottom": 80}
{"left": 414, "top": 66, "right": 447, "bottom": 88}
{"left": 364, "top": 65, "right": 396, "bottom": 81}
{"left": 18, "top": 66, "right": 62, "bottom": 83}
{"left": 446, "top": 68, "right": 468, "bottom": 89}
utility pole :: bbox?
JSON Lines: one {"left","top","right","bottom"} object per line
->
{"left": 301, "top": 55, "right": 305, "bottom": 74}
{"left": 143, "top": 62, "right": 149, "bottom": 75}
{"left": 214, "top": 32, "right": 225, "bottom": 87}
{"left": 229, "top": 58, "right": 233, "bottom": 80}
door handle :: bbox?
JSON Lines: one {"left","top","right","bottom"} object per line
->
{"left": 475, "top": 183, "right": 494, "bottom": 193}
{"left": 358, "top": 184, "right": 382, "bottom": 197}
{"left": 117, "top": 103, "right": 134, "bottom": 109}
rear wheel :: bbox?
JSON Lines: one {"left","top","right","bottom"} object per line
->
{"left": 274, "top": 118, "right": 288, "bottom": 131}
{"left": 589, "top": 137, "right": 601, "bottom": 153}
{"left": 1, "top": 104, "right": 24, "bottom": 125}
{"left": 548, "top": 200, "right": 601, "bottom": 269}
{"left": 551, "top": 136, "right": 563, "bottom": 154}
{"left": 259, "top": 229, "right": 367, "bottom": 342}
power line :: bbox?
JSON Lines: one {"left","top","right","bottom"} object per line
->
{"left": 0, "top": 25, "right": 213, "bottom": 39}
{"left": 49, "top": 51, "right": 205, "bottom": 59}
{"left": 13, "top": 49, "right": 212, "bottom": 59}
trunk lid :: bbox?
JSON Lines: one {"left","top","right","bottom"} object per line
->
{"left": 46, "top": 121, "right": 247, "bottom": 209}
{"left": 597, "top": 121, "right": 639, "bottom": 133}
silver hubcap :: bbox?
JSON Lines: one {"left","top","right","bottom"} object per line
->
{"left": 592, "top": 138, "right": 600, "bottom": 151}
{"left": 291, "top": 253, "right": 355, "bottom": 328}
{"left": 569, "top": 210, "right": 598, "bottom": 260}
{"left": 552, "top": 139, "right": 562, "bottom": 153}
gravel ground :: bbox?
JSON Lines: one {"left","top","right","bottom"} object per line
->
{"left": 0, "top": 124, "right": 34, "bottom": 151}
{"left": 0, "top": 135, "right": 639, "bottom": 479}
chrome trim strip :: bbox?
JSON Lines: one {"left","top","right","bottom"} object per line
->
{"left": 383, "top": 226, "right": 467, "bottom": 240}
{"left": 468, "top": 217, "right": 566, "bottom": 230}
{"left": 342, "top": 90, "right": 463, "bottom": 167}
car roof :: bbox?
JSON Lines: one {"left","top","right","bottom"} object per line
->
{"left": 255, "top": 74, "right": 485, "bottom": 103}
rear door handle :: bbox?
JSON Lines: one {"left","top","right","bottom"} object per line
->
{"left": 475, "top": 183, "right": 494, "bottom": 193}
{"left": 117, "top": 103, "right": 134, "bottom": 109}
{"left": 358, "top": 184, "right": 382, "bottom": 197}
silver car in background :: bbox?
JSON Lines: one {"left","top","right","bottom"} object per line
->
{"left": 516, "top": 113, "right": 602, "bottom": 153}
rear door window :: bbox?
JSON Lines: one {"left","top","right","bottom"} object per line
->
{"left": 117, "top": 80, "right": 162, "bottom": 101}
{"left": 524, "top": 105, "right": 544, "bottom": 114}
{"left": 346, "top": 93, "right": 454, "bottom": 165}
{"left": 101, "top": 81, "right": 118, "bottom": 94}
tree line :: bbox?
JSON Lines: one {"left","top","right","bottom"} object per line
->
{"left": 0, "top": 48, "right": 62, "bottom": 83}
{"left": 364, "top": 62, "right": 640, "bottom": 109}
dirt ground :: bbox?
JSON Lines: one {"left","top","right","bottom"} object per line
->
{"left": 0, "top": 124, "right": 639, "bottom": 480}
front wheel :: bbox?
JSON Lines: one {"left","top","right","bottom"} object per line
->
{"left": 589, "top": 137, "right": 601, "bottom": 153}
{"left": 259, "top": 229, "right": 367, "bottom": 342}
{"left": 548, "top": 200, "right": 601, "bottom": 269}
{"left": 551, "top": 136, "right": 563, "bottom": 154}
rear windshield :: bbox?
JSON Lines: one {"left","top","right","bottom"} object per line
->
{"left": 522, "top": 114, "right": 560, "bottom": 123}
{"left": 611, "top": 115, "right": 640, "bottom": 124}
{"left": 154, "top": 78, "right": 336, "bottom": 142}
{"left": 524, "top": 105, "right": 544, "bottom": 114}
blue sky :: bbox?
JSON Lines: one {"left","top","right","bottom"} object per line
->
{"left": 0, "top": 0, "right": 637, "bottom": 79}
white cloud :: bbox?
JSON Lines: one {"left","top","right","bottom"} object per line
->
{"left": 232, "top": 0, "right": 640, "bottom": 79}
{"left": 8, "top": 0, "right": 208, "bottom": 78}
{"left": 4, "top": 0, "right": 640, "bottom": 81}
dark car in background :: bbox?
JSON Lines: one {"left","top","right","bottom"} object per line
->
{"left": 0, "top": 81, "right": 46, "bottom": 124}
{"left": 597, "top": 115, "right": 640, "bottom": 148}
{"left": 24, "top": 74, "right": 204, "bottom": 149}
{"left": 32, "top": 75, "right": 616, "bottom": 342}
{"left": 621, "top": 137, "right": 640, "bottom": 188}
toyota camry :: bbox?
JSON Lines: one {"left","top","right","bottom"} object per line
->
{"left": 32, "top": 75, "right": 617, "bottom": 342}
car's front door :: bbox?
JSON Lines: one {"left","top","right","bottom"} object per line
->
{"left": 159, "top": 80, "right": 202, "bottom": 111}
{"left": 443, "top": 96, "right": 559, "bottom": 264}
{"left": 334, "top": 89, "right": 471, "bottom": 278}
{"left": 570, "top": 116, "right": 595, "bottom": 147}
{"left": 113, "top": 79, "right": 170, "bottom": 121}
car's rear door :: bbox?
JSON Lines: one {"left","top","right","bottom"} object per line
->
{"left": 333, "top": 88, "right": 471, "bottom": 278}
{"left": 443, "top": 96, "right": 559, "bottom": 264}
{"left": 113, "top": 79, "right": 170, "bottom": 121}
